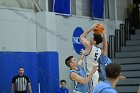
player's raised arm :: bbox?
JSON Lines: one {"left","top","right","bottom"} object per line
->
{"left": 102, "top": 30, "right": 108, "bottom": 56}
{"left": 78, "top": 49, "right": 85, "bottom": 66}
{"left": 80, "top": 27, "right": 93, "bottom": 48}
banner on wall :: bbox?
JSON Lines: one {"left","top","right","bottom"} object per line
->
{"left": 92, "top": 0, "right": 104, "bottom": 19}
{"left": 72, "top": 27, "right": 85, "bottom": 55}
{"left": 53, "top": 0, "right": 71, "bottom": 16}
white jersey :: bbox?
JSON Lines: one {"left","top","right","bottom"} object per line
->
{"left": 86, "top": 45, "right": 101, "bottom": 72}
{"left": 85, "top": 45, "right": 101, "bottom": 90}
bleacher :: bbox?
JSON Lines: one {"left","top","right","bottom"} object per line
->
{"left": 108, "top": 2, "right": 140, "bottom": 93}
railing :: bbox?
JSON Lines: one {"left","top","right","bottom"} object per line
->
{"left": 125, "top": 18, "right": 131, "bottom": 40}
{"left": 109, "top": 26, "right": 128, "bottom": 58}
{"left": 115, "top": 29, "right": 121, "bottom": 52}
{"left": 108, "top": 35, "right": 115, "bottom": 59}
{"left": 120, "top": 24, "right": 126, "bottom": 46}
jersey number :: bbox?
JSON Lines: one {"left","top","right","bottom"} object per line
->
{"left": 94, "top": 53, "right": 98, "bottom": 61}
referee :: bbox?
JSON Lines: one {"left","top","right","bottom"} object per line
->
{"left": 11, "top": 67, "right": 32, "bottom": 93}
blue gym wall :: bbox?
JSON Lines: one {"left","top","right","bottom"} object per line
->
{"left": 0, "top": 51, "right": 59, "bottom": 93}
{"left": 38, "top": 52, "right": 59, "bottom": 93}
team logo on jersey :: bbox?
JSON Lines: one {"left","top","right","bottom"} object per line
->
{"left": 72, "top": 27, "right": 85, "bottom": 55}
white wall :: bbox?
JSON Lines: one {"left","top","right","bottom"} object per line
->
{"left": 76, "top": 0, "right": 91, "bottom": 16}
{"left": 0, "top": 0, "right": 22, "bottom": 8}
{"left": 116, "top": 0, "right": 131, "bottom": 21}
{"left": 0, "top": 8, "right": 36, "bottom": 52}
{"left": 108, "top": 0, "right": 131, "bottom": 21}
{"left": 108, "top": 0, "right": 115, "bottom": 20}
{"left": 105, "top": 19, "right": 123, "bottom": 38}
{"left": 36, "top": 12, "right": 47, "bottom": 52}
{"left": 0, "top": 0, "right": 34, "bottom": 9}
{"left": 36, "top": 12, "right": 57, "bottom": 52}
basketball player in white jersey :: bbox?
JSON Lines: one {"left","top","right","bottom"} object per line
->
{"left": 80, "top": 24, "right": 104, "bottom": 90}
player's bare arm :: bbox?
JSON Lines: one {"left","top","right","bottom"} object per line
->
{"left": 102, "top": 30, "right": 108, "bottom": 56}
{"left": 78, "top": 49, "right": 85, "bottom": 66}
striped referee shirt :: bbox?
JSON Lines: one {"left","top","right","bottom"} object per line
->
{"left": 12, "top": 75, "right": 30, "bottom": 92}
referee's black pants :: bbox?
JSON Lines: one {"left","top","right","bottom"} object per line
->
{"left": 15, "top": 91, "right": 26, "bottom": 93}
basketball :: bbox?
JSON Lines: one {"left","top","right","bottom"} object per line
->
{"left": 92, "top": 23, "right": 104, "bottom": 34}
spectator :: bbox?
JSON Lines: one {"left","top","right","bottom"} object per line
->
{"left": 57, "top": 80, "right": 69, "bottom": 93}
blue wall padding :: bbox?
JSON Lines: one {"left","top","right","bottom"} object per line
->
{"left": 53, "top": 0, "right": 71, "bottom": 15}
{"left": 0, "top": 51, "right": 59, "bottom": 93}
{"left": 92, "top": 0, "right": 104, "bottom": 18}
{"left": 38, "top": 51, "right": 59, "bottom": 93}
{"left": 0, "top": 52, "right": 4, "bottom": 92}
